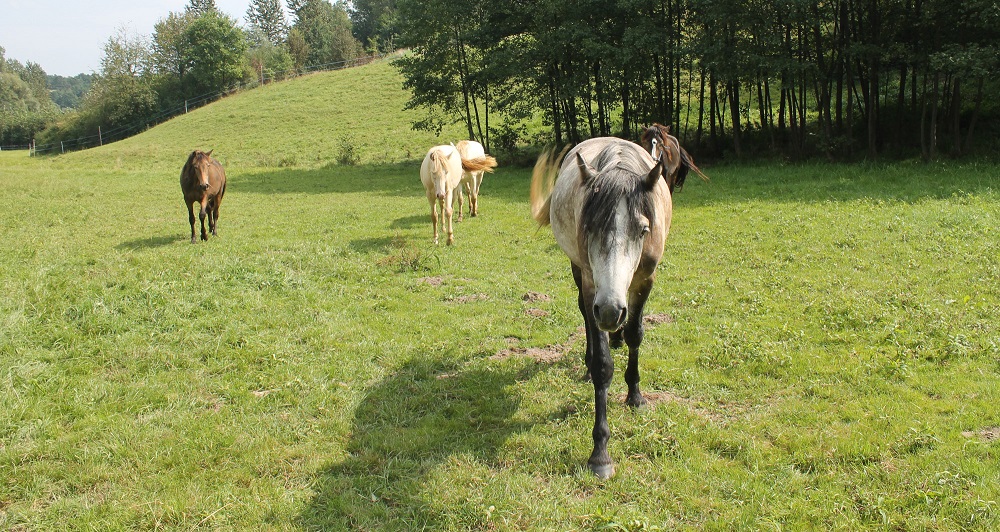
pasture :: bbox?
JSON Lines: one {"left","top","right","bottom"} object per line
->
{"left": 2, "top": 61, "right": 1000, "bottom": 530}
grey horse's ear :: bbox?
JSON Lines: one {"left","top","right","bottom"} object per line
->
{"left": 645, "top": 156, "right": 664, "bottom": 189}
{"left": 576, "top": 153, "right": 595, "bottom": 185}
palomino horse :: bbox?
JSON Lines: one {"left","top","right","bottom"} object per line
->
{"left": 420, "top": 144, "right": 498, "bottom": 245}
{"left": 180, "top": 150, "right": 227, "bottom": 243}
{"left": 531, "top": 137, "right": 671, "bottom": 478}
{"left": 639, "top": 123, "right": 708, "bottom": 193}
{"left": 454, "top": 140, "right": 498, "bottom": 219}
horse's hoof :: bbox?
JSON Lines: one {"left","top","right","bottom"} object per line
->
{"left": 588, "top": 462, "right": 615, "bottom": 479}
{"left": 626, "top": 394, "right": 648, "bottom": 410}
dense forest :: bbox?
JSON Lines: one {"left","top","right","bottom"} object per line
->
{"left": 385, "top": 0, "right": 1000, "bottom": 160}
{"left": 4, "top": 0, "right": 998, "bottom": 161}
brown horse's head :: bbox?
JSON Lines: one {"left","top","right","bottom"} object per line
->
{"left": 640, "top": 124, "right": 709, "bottom": 193}
{"left": 187, "top": 150, "right": 215, "bottom": 191}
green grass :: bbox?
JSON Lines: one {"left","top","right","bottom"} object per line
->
{"left": 2, "top": 59, "right": 1000, "bottom": 530}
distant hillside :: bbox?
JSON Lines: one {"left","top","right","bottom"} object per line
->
{"left": 63, "top": 58, "right": 468, "bottom": 171}
{"left": 47, "top": 73, "right": 93, "bottom": 109}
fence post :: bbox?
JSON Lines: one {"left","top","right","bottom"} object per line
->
{"left": 61, "top": 141, "right": 65, "bottom": 154}
{"left": 99, "top": 126, "right": 103, "bottom": 146}
{"left": 185, "top": 100, "right": 188, "bottom": 113}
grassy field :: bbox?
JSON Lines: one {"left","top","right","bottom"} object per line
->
{"left": 2, "top": 59, "right": 1000, "bottom": 530}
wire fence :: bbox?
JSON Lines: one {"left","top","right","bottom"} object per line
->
{"left": 1, "top": 52, "right": 390, "bottom": 155}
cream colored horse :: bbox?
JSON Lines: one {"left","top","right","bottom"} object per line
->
{"left": 531, "top": 137, "right": 675, "bottom": 478}
{"left": 420, "top": 144, "right": 464, "bottom": 245}
{"left": 454, "top": 140, "right": 498, "bottom": 219}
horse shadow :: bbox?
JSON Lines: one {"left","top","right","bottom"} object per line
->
{"left": 116, "top": 235, "right": 179, "bottom": 250}
{"left": 299, "top": 354, "right": 542, "bottom": 529}
{"left": 389, "top": 214, "right": 426, "bottom": 229}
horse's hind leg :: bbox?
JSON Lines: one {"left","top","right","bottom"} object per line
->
{"left": 207, "top": 199, "right": 218, "bottom": 236}
{"left": 623, "top": 277, "right": 655, "bottom": 409}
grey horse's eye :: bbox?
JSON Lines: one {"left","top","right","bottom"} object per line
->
{"left": 640, "top": 225, "right": 650, "bottom": 236}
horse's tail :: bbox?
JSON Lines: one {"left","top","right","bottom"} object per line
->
{"left": 680, "top": 147, "right": 709, "bottom": 182}
{"left": 530, "top": 145, "right": 567, "bottom": 227}
{"left": 461, "top": 155, "right": 498, "bottom": 173}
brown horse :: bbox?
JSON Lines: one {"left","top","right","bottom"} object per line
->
{"left": 639, "top": 123, "right": 708, "bottom": 193}
{"left": 180, "top": 150, "right": 227, "bottom": 243}
{"left": 531, "top": 137, "right": 670, "bottom": 478}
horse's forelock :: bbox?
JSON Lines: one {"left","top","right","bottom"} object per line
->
{"left": 581, "top": 166, "right": 656, "bottom": 241}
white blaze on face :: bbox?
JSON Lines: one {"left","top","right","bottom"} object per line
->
{"left": 588, "top": 197, "right": 646, "bottom": 329}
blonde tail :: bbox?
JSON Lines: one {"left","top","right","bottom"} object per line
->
{"left": 530, "top": 145, "right": 567, "bottom": 227}
{"left": 461, "top": 155, "right": 498, "bottom": 173}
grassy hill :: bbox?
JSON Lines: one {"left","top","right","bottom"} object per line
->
{"left": 64, "top": 57, "right": 469, "bottom": 172}
{"left": 2, "top": 57, "right": 1000, "bottom": 530}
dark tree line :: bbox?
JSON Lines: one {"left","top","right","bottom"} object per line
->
{"left": 393, "top": 0, "right": 1000, "bottom": 160}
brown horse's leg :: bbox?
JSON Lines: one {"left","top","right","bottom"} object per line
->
{"left": 208, "top": 196, "right": 219, "bottom": 236}
{"left": 580, "top": 273, "right": 614, "bottom": 478}
{"left": 623, "top": 276, "right": 655, "bottom": 409}
{"left": 199, "top": 198, "right": 209, "bottom": 241}
{"left": 187, "top": 201, "right": 197, "bottom": 244}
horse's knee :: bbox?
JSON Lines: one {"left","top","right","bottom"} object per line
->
{"left": 623, "top": 323, "right": 644, "bottom": 349}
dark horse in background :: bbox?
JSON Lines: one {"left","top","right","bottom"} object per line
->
{"left": 640, "top": 123, "right": 708, "bottom": 193}
{"left": 180, "top": 150, "right": 227, "bottom": 243}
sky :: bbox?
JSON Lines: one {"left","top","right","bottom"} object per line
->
{"left": 0, "top": 0, "right": 257, "bottom": 76}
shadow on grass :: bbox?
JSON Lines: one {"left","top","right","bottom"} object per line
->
{"left": 300, "top": 355, "right": 541, "bottom": 529}
{"left": 230, "top": 162, "right": 535, "bottom": 205}
{"left": 390, "top": 214, "right": 427, "bottom": 229}
{"left": 116, "top": 235, "right": 180, "bottom": 250}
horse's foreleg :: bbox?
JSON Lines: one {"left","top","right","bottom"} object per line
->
{"left": 430, "top": 199, "right": 439, "bottom": 245}
{"left": 199, "top": 199, "right": 209, "bottom": 241}
{"left": 444, "top": 192, "right": 455, "bottom": 245}
{"left": 187, "top": 202, "right": 197, "bottom": 244}
{"left": 581, "top": 276, "right": 614, "bottom": 479}
{"left": 623, "top": 277, "right": 655, "bottom": 409}
{"left": 572, "top": 264, "right": 593, "bottom": 382}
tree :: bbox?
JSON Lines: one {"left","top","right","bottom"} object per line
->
{"left": 186, "top": 0, "right": 219, "bottom": 16}
{"left": 349, "top": 0, "right": 398, "bottom": 52}
{"left": 247, "top": 0, "right": 289, "bottom": 46}
{"left": 289, "top": 0, "right": 364, "bottom": 67}
{"left": 182, "top": 11, "right": 249, "bottom": 97}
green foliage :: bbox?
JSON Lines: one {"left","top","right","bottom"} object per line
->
{"left": 289, "top": 0, "right": 364, "bottom": 67}
{"left": 46, "top": 74, "right": 94, "bottom": 109}
{"left": 245, "top": 0, "right": 288, "bottom": 46}
{"left": 0, "top": 46, "right": 60, "bottom": 145}
{"left": 182, "top": 12, "right": 248, "bottom": 97}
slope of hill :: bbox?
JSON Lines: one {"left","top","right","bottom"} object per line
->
{"left": 62, "top": 57, "right": 468, "bottom": 172}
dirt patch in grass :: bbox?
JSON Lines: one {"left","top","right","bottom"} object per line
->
{"left": 525, "top": 308, "right": 549, "bottom": 317}
{"left": 417, "top": 276, "right": 444, "bottom": 287}
{"left": 447, "top": 293, "right": 489, "bottom": 304}
{"left": 643, "top": 313, "right": 675, "bottom": 325}
{"left": 492, "top": 327, "right": 585, "bottom": 363}
{"left": 962, "top": 427, "right": 1000, "bottom": 441}
{"left": 523, "top": 291, "right": 552, "bottom": 302}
